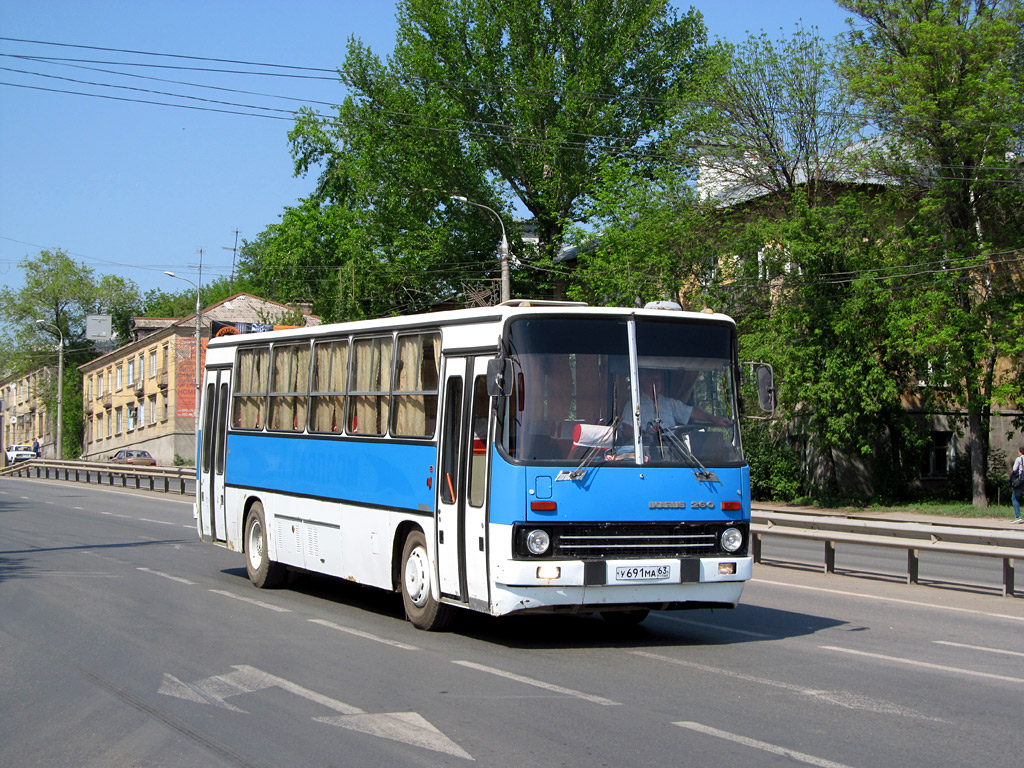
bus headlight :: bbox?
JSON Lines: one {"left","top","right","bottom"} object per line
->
{"left": 720, "top": 527, "right": 743, "bottom": 553}
{"left": 526, "top": 529, "right": 551, "bottom": 556}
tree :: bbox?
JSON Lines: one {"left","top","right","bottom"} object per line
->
{"left": 840, "top": 0, "right": 1024, "bottom": 505}
{"left": 696, "top": 25, "right": 860, "bottom": 213}
{"left": 274, "top": 0, "right": 716, "bottom": 314}
{"left": 0, "top": 249, "right": 141, "bottom": 456}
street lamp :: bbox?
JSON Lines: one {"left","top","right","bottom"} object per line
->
{"left": 164, "top": 271, "right": 202, "bottom": 436}
{"left": 451, "top": 195, "right": 510, "bottom": 303}
{"left": 35, "top": 319, "right": 64, "bottom": 460}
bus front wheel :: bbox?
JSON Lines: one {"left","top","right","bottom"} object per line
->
{"left": 245, "top": 502, "right": 285, "bottom": 588}
{"left": 401, "top": 530, "right": 453, "bottom": 631}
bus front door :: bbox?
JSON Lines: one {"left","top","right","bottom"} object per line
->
{"left": 198, "top": 367, "right": 230, "bottom": 543}
{"left": 436, "top": 356, "right": 492, "bottom": 608}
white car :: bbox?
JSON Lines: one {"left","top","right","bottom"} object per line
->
{"left": 5, "top": 444, "right": 37, "bottom": 463}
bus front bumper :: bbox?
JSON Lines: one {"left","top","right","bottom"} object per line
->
{"left": 489, "top": 556, "right": 752, "bottom": 616}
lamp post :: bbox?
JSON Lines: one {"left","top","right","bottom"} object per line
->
{"left": 451, "top": 195, "right": 510, "bottom": 303}
{"left": 164, "top": 271, "right": 202, "bottom": 435}
{"left": 34, "top": 319, "right": 64, "bottom": 459}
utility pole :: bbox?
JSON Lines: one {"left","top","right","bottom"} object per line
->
{"left": 222, "top": 230, "right": 239, "bottom": 292}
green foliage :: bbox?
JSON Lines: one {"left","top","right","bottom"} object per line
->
{"left": 252, "top": 0, "right": 718, "bottom": 317}
{"left": 0, "top": 249, "right": 141, "bottom": 454}
{"left": 743, "top": 420, "right": 806, "bottom": 501}
{"left": 839, "top": 0, "right": 1024, "bottom": 505}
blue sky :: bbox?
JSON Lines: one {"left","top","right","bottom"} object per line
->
{"left": 0, "top": 1, "right": 854, "bottom": 300}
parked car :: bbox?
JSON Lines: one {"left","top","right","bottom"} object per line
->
{"left": 6, "top": 444, "right": 36, "bottom": 463}
{"left": 109, "top": 449, "right": 157, "bottom": 466}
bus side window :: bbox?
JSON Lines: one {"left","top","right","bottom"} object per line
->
{"left": 233, "top": 347, "right": 269, "bottom": 430}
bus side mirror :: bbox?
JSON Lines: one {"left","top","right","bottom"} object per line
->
{"left": 487, "top": 358, "right": 511, "bottom": 397}
{"left": 754, "top": 363, "right": 775, "bottom": 415}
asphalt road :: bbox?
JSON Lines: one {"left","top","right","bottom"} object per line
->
{"left": 2, "top": 476, "right": 1022, "bottom": 768}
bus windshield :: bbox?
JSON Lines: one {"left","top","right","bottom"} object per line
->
{"left": 500, "top": 316, "right": 743, "bottom": 467}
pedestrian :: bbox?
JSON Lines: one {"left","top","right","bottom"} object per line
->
{"left": 32, "top": 437, "right": 39, "bottom": 457}
{"left": 1011, "top": 447, "right": 1024, "bottom": 523}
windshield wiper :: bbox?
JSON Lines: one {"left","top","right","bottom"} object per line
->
{"left": 566, "top": 415, "right": 621, "bottom": 480}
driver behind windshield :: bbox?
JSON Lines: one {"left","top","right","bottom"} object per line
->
{"left": 627, "top": 368, "right": 729, "bottom": 430}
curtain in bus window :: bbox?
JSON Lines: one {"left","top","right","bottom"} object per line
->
{"left": 392, "top": 333, "right": 440, "bottom": 437}
{"left": 348, "top": 337, "right": 392, "bottom": 435}
{"left": 310, "top": 340, "right": 348, "bottom": 433}
{"left": 268, "top": 343, "right": 311, "bottom": 432}
{"left": 232, "top": 347, "right": 269, "bottom": 429}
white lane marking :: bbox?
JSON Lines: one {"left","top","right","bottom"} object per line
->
{"left": 160, "top": 665, "right": 473, "bottom": 759}
{"left": 654, "top": 614, "right": 772, "bottom": 638}
{"left": 820, "top": 645, "right": 1024, "bottom": 685}
{"left": 755, "top": 578, "right": 1024, "bottom": 622}
{"left": 451, "top": 660, "right": 620, "bottom": 706}
{"left": 675, "top": 721, "right": 856, "bottom": 768}
{"left": 631, "top": 650, "right": 934, "bottom": 719}
{"left": 308, "top": 619, "right": 419, "bottom": 651}
{"left": 208, "top": 589, "right": 291, "bottom": 612}
{"left": 99, "top": 511, "right": 132, "bottom": 519}
{"left": 138, "top": 518, "right": 176, "bottom": 526}
{"left": 74, "top": 506, "right": 84, "bottom": 510}
{"left": 933, "top": 640, "right": 1024, "bottom": 658}
{"left": 137, "top": 567, "right": 196, "bottom": 585}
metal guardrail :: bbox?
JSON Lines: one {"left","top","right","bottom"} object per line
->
{"left": 4, "top": 461, "right": 1020, "bottom": 595}
{"left": 1, "top": 458, "right": 193, "bottom": 495}
{"left": 751, "top": 507, "right": 1024, "bottom": 597}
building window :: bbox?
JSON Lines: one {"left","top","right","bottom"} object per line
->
{"left": 149, "top": 349, "right": 157, "bottom": 378}
{"left": 127, "top": 404, "right": 136, "bottom": 431}
{"left": 115, "top": 366, "right": 122, "bottom": 392}
{"left": 161, "top": 392, "right": 168, "bottom": 422}
{"left": 106, "top": 410, "right": 113, "bottom": 438}
{"left": 127, "top": 359, "right": 135, "bottom": 386}
{"left": 923, "top": 431, "right": 955, "bottom": 478}
{"left": 149, "top": 395, "right": 157, "bottom": 426}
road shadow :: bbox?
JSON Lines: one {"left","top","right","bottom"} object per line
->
{"left": 220, "top": 566, "right": 845, "bottom": 648}
{"left": 0, "top": 539, "right": 190, "bottom": 584}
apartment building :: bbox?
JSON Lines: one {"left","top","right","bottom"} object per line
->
{"left": 1, "top": 368, "right": 54, "bottom": 457}
{"left": 79, "top": 293, "right": 319, "bottom": 465}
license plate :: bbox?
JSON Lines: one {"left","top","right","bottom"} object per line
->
{"left": 614, "top": 564, "right": 672, "bottom": 582}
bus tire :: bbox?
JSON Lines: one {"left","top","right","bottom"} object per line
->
{"left": 401, "top": 530, "right": 453, "bottom": 631}
{"left": 245, "top": 502, "right": 285, "bottom": 588}
{"left": 600, "top": 609, "right": 650, "bottom": 626}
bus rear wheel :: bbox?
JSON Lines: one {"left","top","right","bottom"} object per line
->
{"left": 401, "top": 530, "right": 453, "bottom": 631}
{"left": 245, "top": 502, "right": 285, "bottom": 588}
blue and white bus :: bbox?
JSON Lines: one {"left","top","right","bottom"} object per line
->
{"left": 196, "top": 301, "right": 772, "bottom": 629}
